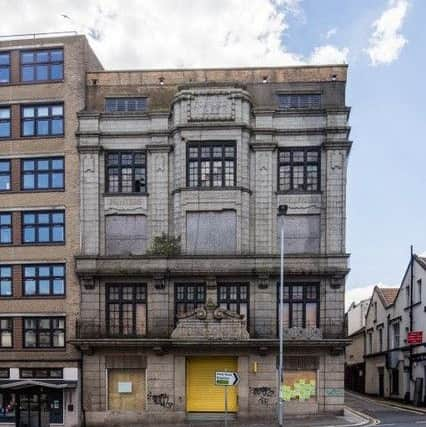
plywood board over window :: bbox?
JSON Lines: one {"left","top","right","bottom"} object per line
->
{"left": 186, "top": 210, "right": 236, "bottom": 255}
{"left": 106, "top": 215, "right": 147, "bottom": 255}
{"left": 108, "top": 369, "right": 145, "bottom": 412}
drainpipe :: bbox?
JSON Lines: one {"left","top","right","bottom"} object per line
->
{"left": 409, "top": 246, "right": 414, "bottom": 397}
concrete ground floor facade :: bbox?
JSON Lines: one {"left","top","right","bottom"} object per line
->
{"left": 79, "top": 345, "right": 345, "bottom": 426}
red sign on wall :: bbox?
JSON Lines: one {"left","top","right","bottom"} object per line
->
{"left": 408, "top": 331, "right": 423, "bottom": 345}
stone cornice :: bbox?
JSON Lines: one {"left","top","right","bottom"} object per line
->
{"left": 250, "top": 142, "right": 278, "bottom": 151}
{"left": 146, "top": 144, "right": 174, "bottom": 153}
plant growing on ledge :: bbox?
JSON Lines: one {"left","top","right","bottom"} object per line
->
{"left": 146, "top": 233, "right": 181, "bottom": 256}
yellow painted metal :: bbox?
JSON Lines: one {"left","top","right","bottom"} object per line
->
{"left": 186, "top": 357, "right": 238, "bottom": 412}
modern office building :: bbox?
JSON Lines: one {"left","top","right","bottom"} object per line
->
{"left": 0, "top": 34, "right": 101, "bottom": 427}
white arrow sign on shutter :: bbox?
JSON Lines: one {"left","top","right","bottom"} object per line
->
{"left": 215, "top": 371, "right": 240, "bottom": 386}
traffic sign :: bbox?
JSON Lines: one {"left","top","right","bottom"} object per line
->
{"left": 408, "top": 331, "right": 423, "bottom": 345}
{"left": 215, "top": 371, "right": 240, "bottom": 386}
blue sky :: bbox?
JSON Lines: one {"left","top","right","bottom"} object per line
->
{"left": 1, "top": 0, "right": 424, "bottom": 304}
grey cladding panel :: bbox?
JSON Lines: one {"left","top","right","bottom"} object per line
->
{"left": 186, "top": 210, "right": 237, "bottom": 254}
{"left": 278, "top": 214, "right": 320, "bottom": 254}
{"left": 106, "top": 215, "right": 148, "bottom": 255}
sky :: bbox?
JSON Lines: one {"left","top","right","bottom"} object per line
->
{"left": 1, "top": 0, "right": 425, "bottom": 308}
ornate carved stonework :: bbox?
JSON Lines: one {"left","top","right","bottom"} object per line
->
{"left": 283, "top": 327, "right": 322, "bottom": 340}
{"left": 171, "top": 299, "right": 249, "bottom": 340}
{"left": 188, "top": 93, "right": 235, "bottom": 121}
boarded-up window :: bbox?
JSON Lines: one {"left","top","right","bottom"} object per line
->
{"left": 108, "top": 369, "right": 146, "bottom": 411}
{"left": 277, "top": 215, "right": 320, "bottom": 254}
{"left": 186, "top": 211, "right": 236, "bottom": 254}
{"left": 106, "top": 215, "right": 147, "bottom": 255}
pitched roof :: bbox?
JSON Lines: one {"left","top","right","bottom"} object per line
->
{"left": 415, "top": 255, "right": 426, "bottom": 270}
{"left": 377, "top": 287, "right": 399, "bottom": 307}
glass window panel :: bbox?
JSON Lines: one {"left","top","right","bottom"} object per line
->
{"left": 23, "top": 107, "right": 34, "bottom": 118}
{"left": 24, "top": 213, "right": 35, "bottom": 224}
{"left": 51, "top": 173, "right": 63, "bottom": 188}
{"left": 24, "top": 266, "right": 36, "bottom": 276}
{"left": 22, "top": 66, "right": 34, "bottom": 81}
{"left": 0, "top": 267, "right": 11, "bottom": 278}
{"left": 38, "top": 173, "right": 49, "bottom": 188}
{"left": 52, "top": 226, "right": 64, "bottom": 242}
{"left": 23, "top": 228, "right": 35, "bottom": 242}
{"left": 52, "top": 212, "right": 64, "bottom": 223}
{"left": 53, "top": 279, "right": 64, "bottom": 295}
{"left": 24, "top": 280, "right": 36, "bottom": 295}
{"left": 0, "top": 122, "right": 10, "bottom": 137}
{"left": 38, "top": 213, "right": 49, "bottom": 223}
{"left": 36, "top": 65, "right": 48, "bottom": 81}
{"left": 38, "top": 332, "right": 51, "bottom": 347}
{"left": 24, "top": 331, "right": 36, "bottom": 347}
{"left": 51, "top": 50, "right": 63, "bottom": 61}
{"left": 22, "top": 120, "right": 35, "bottom": 136}
{"left": 0, "top": 68, "right": 9, "bottom": 83}
{"left": 52, "top": 331, "right": 64, "bottom": 347}
{"left": 37, "top": 160, "right": 49, "bottom": 170}
{"left": 38, "top": 226, "right": 50, "bottom": 242}
{"left": 0, "top": 108, "right": 10, "bottom": 119}
{"left": 39, "top": 318, "right": 50, "bottom": 329}
{"left": 306, "top": 303, "right": 318, "bottom": 328}
{"left": 37, "top": 119, "right": 49, "bottom": 135}
{"left": 0, "top": 54, "right": 9, "bottom": 65}
{"left": 36, "top": 51, "right": 49, "bottom": 62}
{"left": 23, "top": 160, "right": 35, "bottom": 171}
{"left": 52, "top": 105, "right": 63, "bottom": 115}
{"left": 0, "top": 280, "right": 12, "bottom": 296}
{"left": 0, "top": 176, "right": 10, "bottom": 191}
{"left": 37, "top": 107, "right": 49, "bottom": 117}
{"left": 53, "top": 265, "right": 64, "bottom": 276}
{"left": 52, "top": 159, "right": 64, "bottom": 169}
{"left": 39, "top": 280, "right": 50, "bottom": 295}
{"left": 1, "top": 332, "right": 12, "bottom": 347}
{"left": 1, "top": 229, "right": 12, "bottom": 243}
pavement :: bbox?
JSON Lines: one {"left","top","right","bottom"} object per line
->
{"left": 345, "top": 390, "right": 426, "bottom": 427}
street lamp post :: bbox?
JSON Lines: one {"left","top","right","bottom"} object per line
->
{"left": 278, "top": 204, "right": 288, "bottom": 427}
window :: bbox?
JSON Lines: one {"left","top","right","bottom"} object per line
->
{"left": 217, "top": 283, "right": 249, "bottom": 321}
{"left": 187, "top": 142, "right": 236, "bottom": 188}
{"left": 175, "top": 284, "right": 206, "bottom": 321}
{"left": 0, "top": 391, "right": 15, "bottom": 421}
{"left": 22, "top": 211, "right": 65, "bottom": 244}
{"left": 21, "top": 49, "right": 63, "bottom": 82}
{"left": 368, "top": 331, "right": 373, "bottom": 354}
{"left": 379, "top": 328, "right": 383, "bottom": 352}
{"left": 0, "top": 266, "right": 12, "bottom": 297}
{"left": 0, "top": 369, "right": 9, "bottom": 378}
{"left": 105, "top": 215, "right": 147, "bottom": 255}
{"left": 106, "top": 284, "right": 147, "bottom": 337}
{"left": 393, "top": 322, "right": 400, "bottom": 348}
{"left": 22, "top": 157, "right": 64, "bottom": 190}
{"left": 0, "top": 107, "right": 11, "bottom": 138}
{"left": 21, "top": 104, "right": 64, "bottom": 137}
{"left": 374, "top": 302, "right": 377, "bottom": 322}
{"left": 278, "top": 283, "right": 319, "bottom": 329}
{"left": 23, "top": 317, "right": 65, "bottom": 348}
{"left": 278, "top": 148, "right": 320, "bottom": 192}
{"left": 0, "top": 318, "right": 12, "bottom": 347}
{"left": 23, "top": 264, "right": 65, "bottom": 296}
{"left": 0, "top": 213, "right": 12, "bottom": 244}
{"left": 105, "top": 97, "right": 147, "bottom": 113}
{"left": 406, "top": 286, "right": 410, "bottom": 307}
{"left": 278, "top": 93, "right": 321, "bottom": 110}
{"left": 0, "top": 160, "right": 10, "bottom": 191}
{"left": 0, "top": 53, "right": 10, "bottom": 84}
{"left": 417, "top": 279, "right": 422, "bottom": 303}
{"left": 106, "top": 152, "right": 146, "bottom": 193}
{"left": 20, "top": 368, "right": 63, "bottom": 378}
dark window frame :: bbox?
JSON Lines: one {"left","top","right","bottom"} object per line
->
{"left": 0, "top": 265, "right": 12, "bottom": 297}
{"left": 22, "top": 210, "right": 65, "bottom": 245}
{"left": 0, "top": 106, "right": 11, "bottom": 139}
{"left": 278, "top": 147, "right": 321, "bottom": 193}
{"left": 0, "top": 318, "right": 13, "bottom": 348}
{"left": 105, "top": 97, "right": 148, "bottom": 113}
{"left": 106, "top": 284, "right": 147, "bottom": 337}
{"left": 23, "top": 317, "right": 65, "bottom": 349}
{"left": 20, "top": 48, "right": 64, "bottom": 83}
{"left": 19, "top": 368, "right": 63, "bottom": 379}
{"left": 217, "top": 283, "right": 249, "bottom": 327}
{"left": 0, "top": 368, "right": 9, "bottom": 378}
{"left": 0, "top": 212, "right": 12, "bottom": 245}
{"left": 186, "top": 142, "right": 236, "bottom": 188}
{"left": 0, "top": 52, "right": 10, "bottom": 85}
{"left": 21, "top": 156, "right": 65, "bottom": 191}
{"left": 277, "top": 282, "right": 320, "bottom": 330}
{"left": 21, "top": 103, "right": 64, "bottom": 137}
{"left": 22, "top": 264, "right": 66, "bottom": 297}
{"left": 105, "top": 151, "right": 147, "bottom": 194}
{"left": 0, "top": 159, "right": 11, "bottom": 192}
{"left": 277, "top": 93, "right": 321, "bottom": 110}
{"left": 175, "top": 283, "right": 206, "bottom": 323}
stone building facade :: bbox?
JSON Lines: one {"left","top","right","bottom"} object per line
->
{"left": 73, "top": 64, "right": 352, "bottom": 425}
{"left": 0, "top": 34, "right": 101, "bottom": 427}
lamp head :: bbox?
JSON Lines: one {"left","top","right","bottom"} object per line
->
{"left": 278, "top": 204, "right": 288, "bottom": 216}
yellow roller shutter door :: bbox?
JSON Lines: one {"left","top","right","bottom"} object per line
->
{"left": 186, "top": 357, "right": 238, "bottom": 412}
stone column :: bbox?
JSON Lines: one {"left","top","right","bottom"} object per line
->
{"left": 251, "top": 142, "right": 277, "bottom": 254}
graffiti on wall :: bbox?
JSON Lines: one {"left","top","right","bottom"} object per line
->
{"left": 147, "top": 392, "right": 174, "bottom": 409}
{"left": 280, "top": 371, "right": 316, "bottom": 402}
{"left": 249, "top": 387, "right": 275, "bottom": 406}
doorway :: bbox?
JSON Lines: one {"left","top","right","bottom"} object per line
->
{"left": 378, "top": 367, "right": 384, "bottom": 397}
{"left": 17, "top": 388, "right": 49, "bottom": 427}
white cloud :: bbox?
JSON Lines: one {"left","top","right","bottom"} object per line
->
{"left": 365, "top": 0, "right": 409, "bottom": 66}
{"left": 0, "top": 0, "right": 348, "bottom": 68}
{"left": 345, "top": 282, "right": 396, "bottom": 311}
{"left": 325, "top": 27, "right": 337, "bottom": 39}
{"left": 309, "top": 45, "right": 349, "bottom": 65}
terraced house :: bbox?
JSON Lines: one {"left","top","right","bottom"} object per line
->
{"left": 0, "top": 34, "right": 101, "bottom": 427}
{"left": 73, "top": 60, "right": 352, "bottom": 424}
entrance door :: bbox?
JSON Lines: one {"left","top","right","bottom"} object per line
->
{"left": 391, "top": 368, "right": 399, "bottom": 396}
{"left": 378, "top": 367, "right": 384, "bottom": 397}
{"left": 186, "top": 357, "right": 238, "bottom": 412}
{"left": 17, "top": 389, "right": 49, "bottom": 427}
